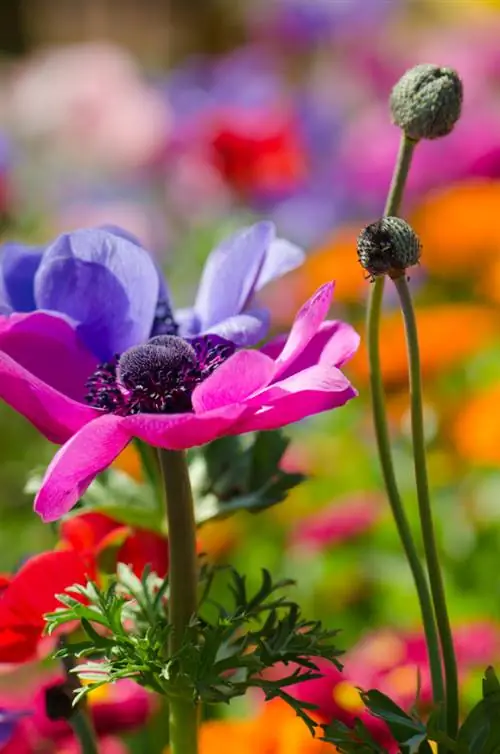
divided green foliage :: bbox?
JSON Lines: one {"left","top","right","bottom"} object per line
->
{"left": 45, "top": 565, "right": 340, "bottom": 733}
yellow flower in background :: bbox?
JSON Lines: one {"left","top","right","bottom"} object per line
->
{"left": 350, "top": 304, "right": 498, "bottom": 387}
{"left": 453, "top": 382, "right": 500, "bottom": 465}
{"left": 410, "top": 180, "right": 500, "bottom": 278}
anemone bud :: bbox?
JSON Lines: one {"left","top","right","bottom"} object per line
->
{"left": 390, "top": 64, "right": 463, "bottom": 141}
{"left": 357, "top": 217, "right": 421, "bottom": 279}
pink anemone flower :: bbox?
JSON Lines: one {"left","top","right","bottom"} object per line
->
{"left": 2, "top": 282, "right": 358, "bottom": 522}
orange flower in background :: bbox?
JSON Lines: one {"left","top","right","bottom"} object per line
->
{"left": 453, "top": 382, "right": 500, "bottom": 465}
{"left": 166, "top": 701, "right": 330, "bottom": 754}
{"left": 410, "top": 180, "right": 500, "bottom": 278}
{"left": 112, "top": 444, "right": 143, "bottom": 482}
{"left": 301, "top": 226, "right": 365, "bottom": 304}
{"left": 351, "top": 304, "right": 498, "bottom": 387}
{"left": 478, "top": 255, "right": 500, "bottom": 304}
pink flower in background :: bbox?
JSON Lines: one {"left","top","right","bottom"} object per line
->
{"left": 289, "top": 622, "right": 499, "bottom": 748}
{"left": 0, "top": 673, "right": 152, "bottom": 753}
{"left": 340, "top": 102, "right": 500, "bottom": 208}
{"left": 288, "top": 495, "right": 382, "bottom": 552}
{"left": 7, "top": 43, "right": 170, "bottom": 169}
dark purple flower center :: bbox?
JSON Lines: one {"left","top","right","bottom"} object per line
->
{"left": 85, "top": 334, "right": 236, "bottom": 416}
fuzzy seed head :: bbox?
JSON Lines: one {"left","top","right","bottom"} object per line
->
{"left": 357, "top": 217, "right": 421, "bottom": 279}
{"left": 390, "top": 64, "right": 463, "bottom": 141}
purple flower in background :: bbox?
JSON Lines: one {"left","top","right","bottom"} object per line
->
{"left": 248, "top": 0, "right": 392, "bottom": 47}
{"left": 0, "top": 708, "right": 30, "bottom": 747}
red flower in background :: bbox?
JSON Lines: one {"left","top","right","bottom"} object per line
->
{"left": 210, "top": 110, "right": 307, "bottom": 199}
{"left": 0, "top": 513, "right": 168, "bottom": 664}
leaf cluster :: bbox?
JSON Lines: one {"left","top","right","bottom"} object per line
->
{"left": 189, "top": 431, "right": 306, "bottom": 523}
{"left": 45, "top": 565, "right": 340, "bottom": 731}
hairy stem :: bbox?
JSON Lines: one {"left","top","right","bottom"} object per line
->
{"left": 157, "top": 449, "right": 199, "bottom": 754}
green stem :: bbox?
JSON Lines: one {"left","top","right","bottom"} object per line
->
{"left": 393, "top": 275, "right": 459, "bottom": 741}
{"left": 157, "top": 449, "right": 199, "bottom": 754}
{"left": 366, "top": 133, "right": 445, "bottom": 709}
{"left": 69, "top": 709, "right": 100, "bottom": 754}
{"left": 367, "top": 281, "right": 445, "bottom": 708}
{"left": 383, "top": 134, "right": 417, "bottom": 217}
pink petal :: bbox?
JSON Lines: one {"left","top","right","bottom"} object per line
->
{"left": 260, "top": 320, "right": 360, "bottom": 376}
{"left": 239, "top": 365, "right": 357, "bottom": 432}
{"left": 318, "top": 321, "right": 360, "bottom": 368}
{"left": 260, "top": 333, "right": 287, "bottom": 360}
{"left": 0, "top": 349, "right": 98, "bottom": 444}
{"left": 191, "top": 350, "right": 275, "bottom": 413}
{"left": 274, "top": 282, "right": 334, "bottom": 379}
{"left": 0, "top": 311, "right": 97, "bottom": 401}
{"left": 34, "top": 414, "right": 132, "bottom": 522}
{"left": 124, "top": 403, "right": 248, "bottom": 449}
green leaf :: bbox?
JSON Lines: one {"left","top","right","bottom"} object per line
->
{"left": 361, "top": 690, "right": 429, "bottom": 754}
{"left": 456, "top": 667, "right": 500, "bottom": 754}
{"left": 324, "top": 718, "right": 389, "bottom": 754}
{"left": 191, "top": 430, "right": 306, "bottom": 524}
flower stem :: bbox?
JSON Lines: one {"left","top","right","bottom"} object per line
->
{"left": 367, "top": 281, "right": 445, "bottom": 708}
{"left": 392, "top": 275, "right": 459, "bottom": 741}
{"left": 68, "top": 709, "right": 100, "bottom": 754}
{"left": 157, "top": 449, "right": 199, "bottom": 754}
{"left": 366, "top": 133, "right": 445, "bottom": 709}
{"left": 383, "top": 134, "right": 416, "bottom": 217}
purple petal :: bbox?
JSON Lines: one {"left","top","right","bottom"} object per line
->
{"left": 34, "top": 229, "right": 159, "bottom": 361}
{"left": 206, "top": 309, "right": 270, "bottom": 346}
{"left": 195, "top": 222, "right": 275, "bottom": 329}
{"left": 0, "top": 243, "right": 44, "bottom": 312}
{"left": 97, "top": 224, "right": 142, "bottom": 246}
{"left": 255, "top": 238, "right": 305, "bottom": 291}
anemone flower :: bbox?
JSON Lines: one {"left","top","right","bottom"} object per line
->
{"left": 0, "top": 222, "right": 304, "bottom": 446}
{"left": 26, "top": 280, "right": 358, "bottom": 522}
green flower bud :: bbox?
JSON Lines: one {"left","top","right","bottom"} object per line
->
{"left": 390, "top": 64, "right": 463, "bottom": 141}
{"left": 357, "top": 217, "right": 421, "bottom": 279}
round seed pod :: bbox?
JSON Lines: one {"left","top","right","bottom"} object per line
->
{"left": 357, "top": 217, "right": 421, "bottom": 279}
{"left": 390, "top": 64, "right": 463, "bottom": 141}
